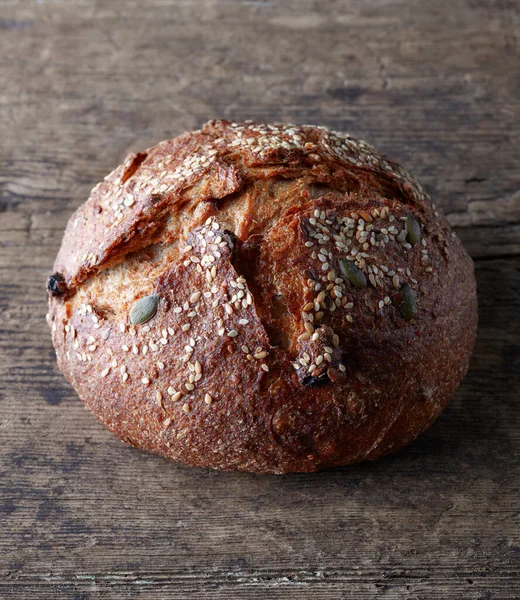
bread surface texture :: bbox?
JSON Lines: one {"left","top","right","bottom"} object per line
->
{"left": 47, "top": 120, "right": 477, "bottom": 473}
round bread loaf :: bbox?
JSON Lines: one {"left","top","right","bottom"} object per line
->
{"left": 47, "top": 120, "right": 477, "bottom": 473}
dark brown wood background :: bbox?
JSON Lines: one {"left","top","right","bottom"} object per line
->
{"left": 1, "top": 1, "right": 519, "bottom": 598}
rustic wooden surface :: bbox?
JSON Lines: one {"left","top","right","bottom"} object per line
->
{"left": 1, "top": 1, "right": 519, "bottom": 598}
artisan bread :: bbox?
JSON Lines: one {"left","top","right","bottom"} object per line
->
{"left": 47, "top": 120, "right": 477, "bottom": 473}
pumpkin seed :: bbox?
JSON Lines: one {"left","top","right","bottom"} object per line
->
{"left": 339, "top": 259, "right": 367, "bottom": 289}
{"left": 400, "top": 284, "right": 417, "bottom": 321}
{"left": 406, "top": 213, "right": 421, "bottom": 246}
{"left": 302, "top": 372, "right": 329, "bottom": 387}
{"left": 129, "top": 294, "right": 159, "bottom": 325}
{"left": 47, "top": 272, "right": 66, "bottom": 296}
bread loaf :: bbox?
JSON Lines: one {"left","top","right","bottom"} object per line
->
{"left": 47, "top": 120, "right": 477, "bottom": 473}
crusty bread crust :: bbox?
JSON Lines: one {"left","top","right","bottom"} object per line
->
{"left": 47, "top": 120, "right": 477, "bottom": 473}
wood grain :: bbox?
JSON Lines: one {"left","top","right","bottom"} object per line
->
{"left": 0, "top": 0, "right": 519, "bottom": 598}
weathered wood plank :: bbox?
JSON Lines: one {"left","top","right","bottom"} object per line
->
{"left": 0, "top": 0, "right": 519, "bottom": 598}
{"left": 1, "top": 575, "right": 519, "bottom": 600}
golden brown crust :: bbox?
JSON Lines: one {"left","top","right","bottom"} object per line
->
{"left": 47, "top": 120, "right": 477, "bottom": 473}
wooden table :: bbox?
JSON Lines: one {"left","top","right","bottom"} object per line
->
{"left": 1, "top": 1, "right": 519, "bottom": 598}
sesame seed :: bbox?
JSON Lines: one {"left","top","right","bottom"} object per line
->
{"left": 122, "top": 373, "right": 128, "bottom": 382}
{"left": 142, "top": 377, "right": 150, "bottom": 385}
{"left": 298, "top": 332, "right": 311, "bottom": 341}
{"left": 205, "top": 394, "right": 212, "bottom": 405}
{"left": 190, "top": 292, "right": 201, "bottom": 303}
{"left": 228, "top": 330, "right": 238, "bottom": 338}
{"left": 261, "top": 364, "right": 269, "bottom": 372}
{"left": 182, "top": 403, "right": 190, "bottom": 413}
{"left": 101, "top": 367, "right": 110, "bottom": 377}
{"left": 182, "top": 323, "right": 191, "bottom": 332}
{"left": 254, "top": 350, "right": 268, "bottom": 359}
{"left": 185, "top": 383, "right": 195, "bottom": 391}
